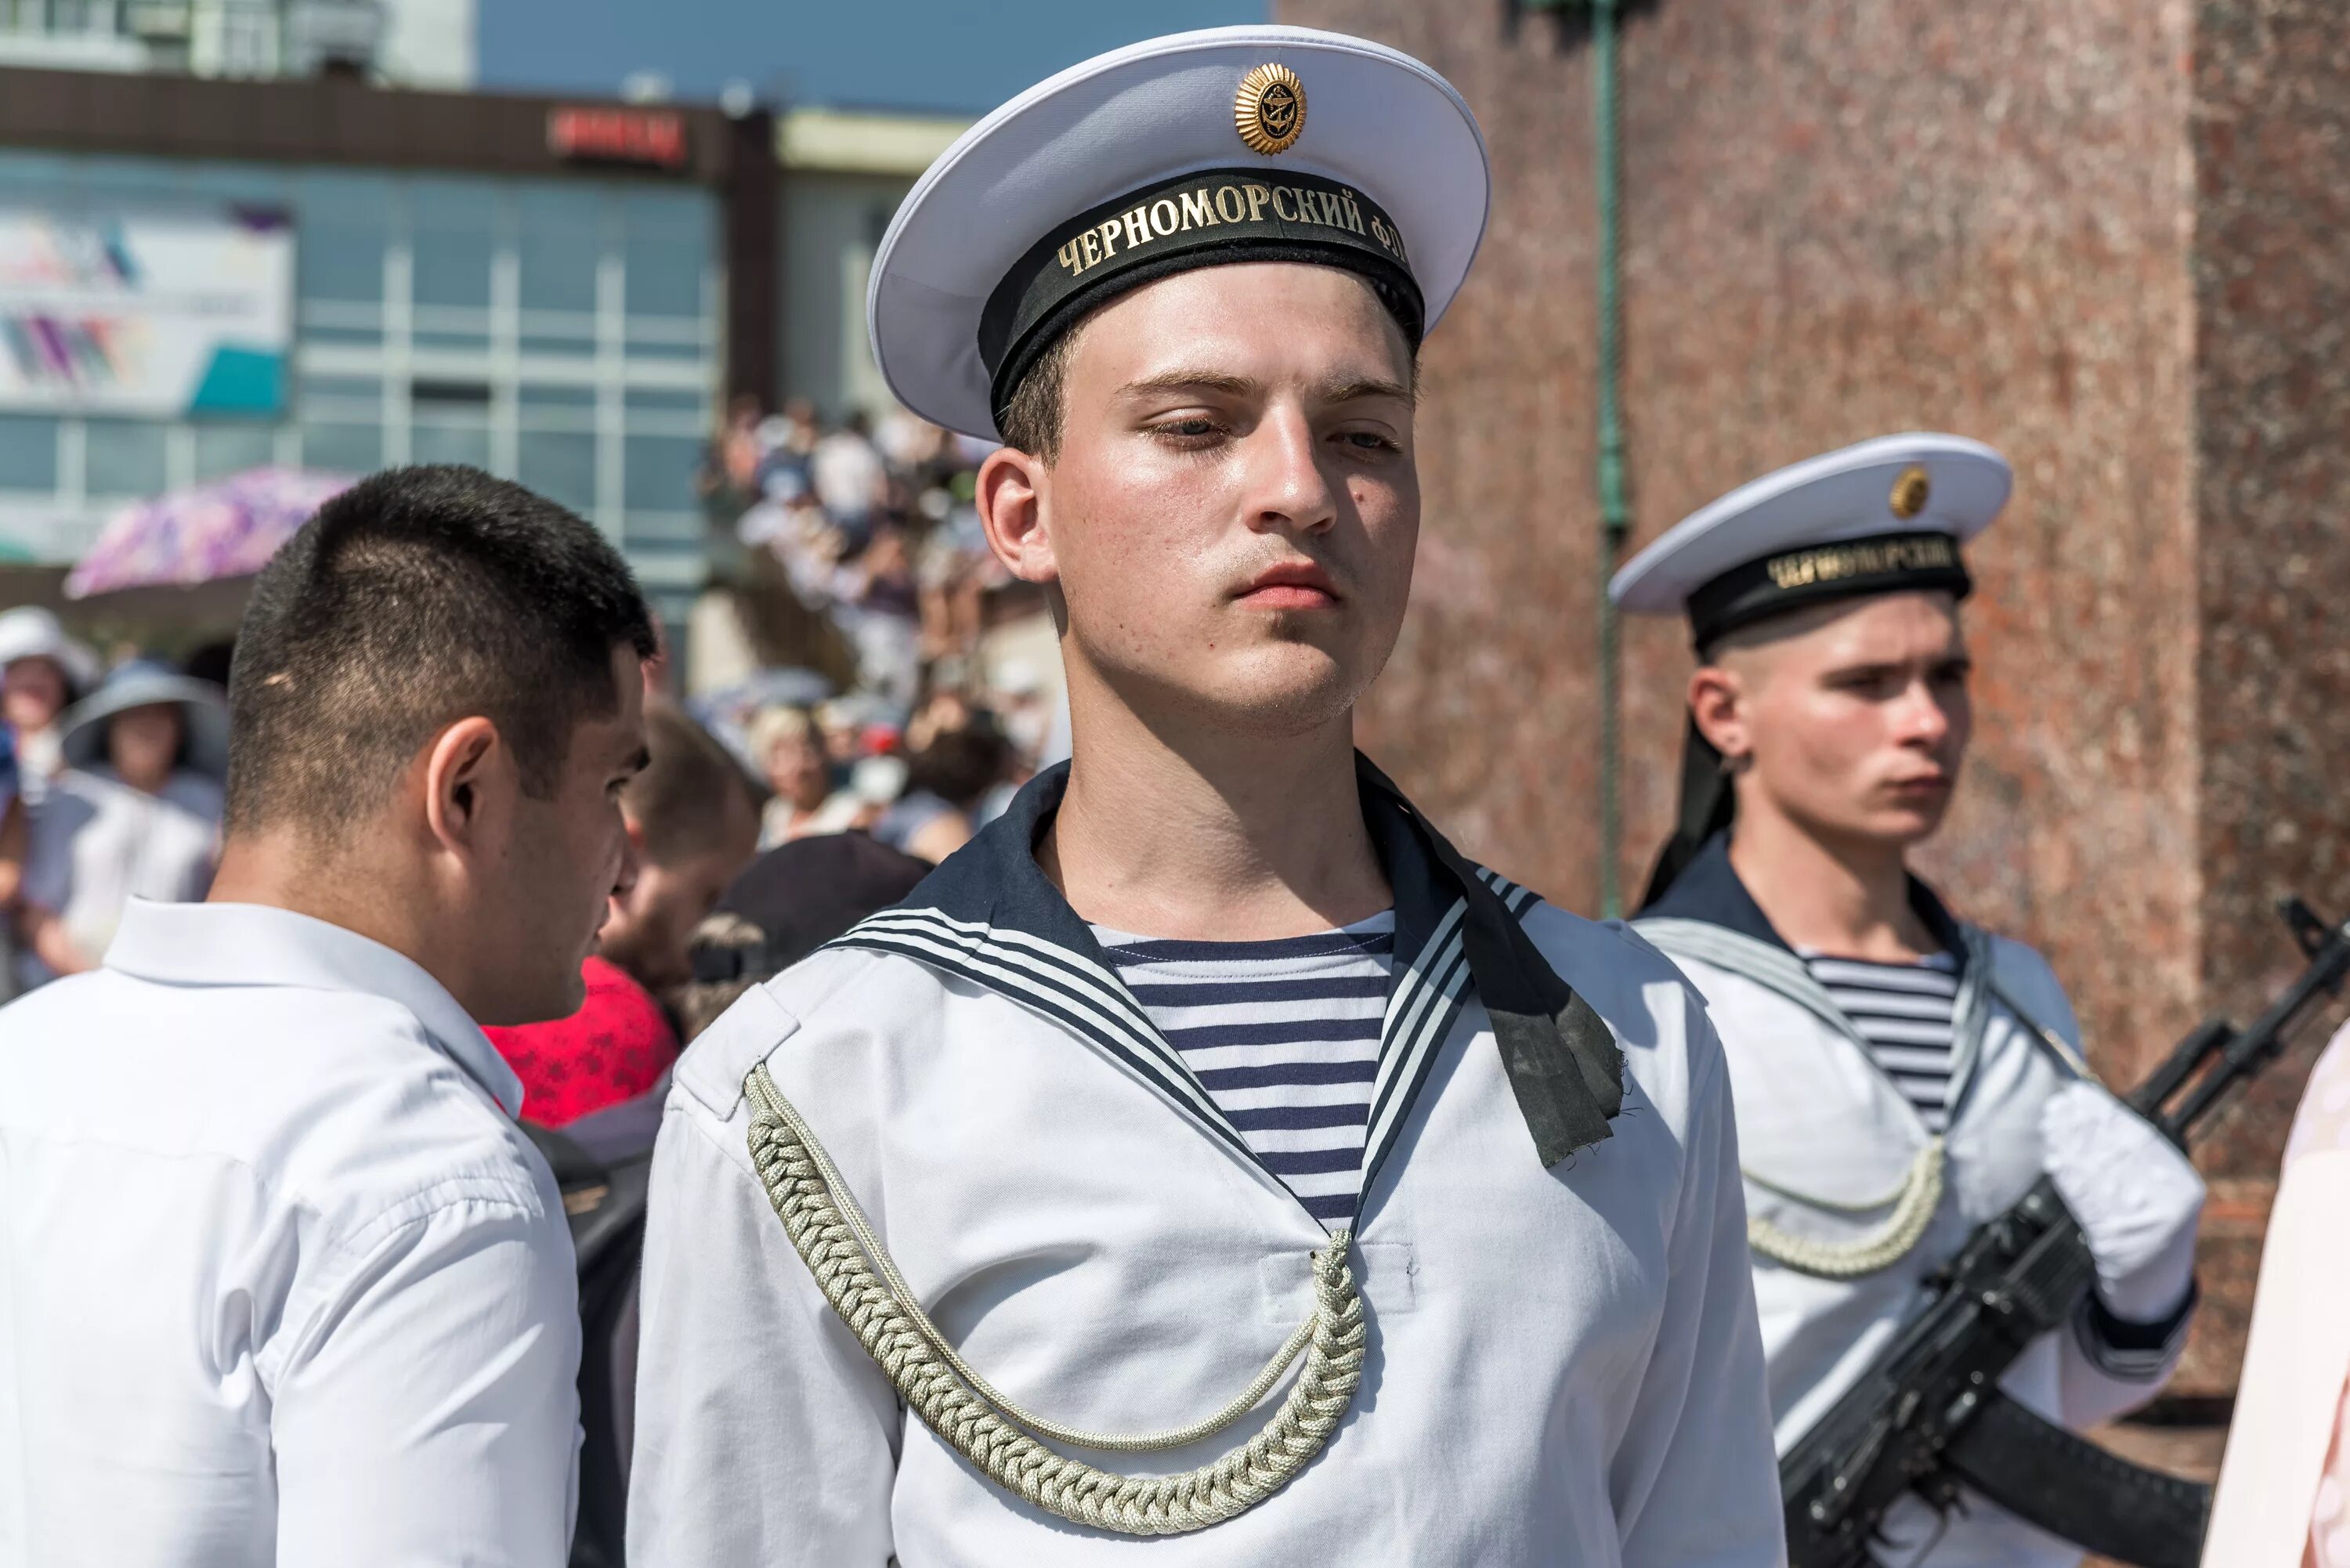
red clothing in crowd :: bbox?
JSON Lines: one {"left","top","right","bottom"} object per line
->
{"left": 485, "top": 956, "right": 679, "bottom": 1128}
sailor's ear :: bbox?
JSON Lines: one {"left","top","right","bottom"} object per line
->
{"left": 1689, "top": 663, "right": 1752, "bottom": 764}
{"left": 977, "top": 445, "right": 1059, "bottom": 587}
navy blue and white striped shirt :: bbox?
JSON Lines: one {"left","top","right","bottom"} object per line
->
{"left": 1802, "top": 949, "right": 1962, "bottom": 1133}
{"left": 1092, "top": 912, "right": 1394, "bottom": 1229}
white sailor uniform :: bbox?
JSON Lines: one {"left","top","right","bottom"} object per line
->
{"left": 1635, "top": 842, "right": 2194, "bottom": 1568}
{"left": 1610, "top": 435, "right": 2204, "bottom": 1568}
{"left": 628, "top": 762, "right": 1784, "bottom": 1566}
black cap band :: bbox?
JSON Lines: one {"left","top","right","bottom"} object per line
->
{"left": 978, "top": 168, "right": 1425, "bottom": 430}
{"left": 1686, "top": 530, "right": 1973, "bottom": 649}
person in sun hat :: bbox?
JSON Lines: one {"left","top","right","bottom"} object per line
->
{"left": 630, "top": 24, "right": 1781, "bottom": 1566}
{"left": 1612, "top": 434, "right": 2206, "bottom": 1567}
{"left": 13, "top": 659, "right": 229, "bottom": 988}
{"left": 0, "top": 605, "right": 99, "bottom": 808}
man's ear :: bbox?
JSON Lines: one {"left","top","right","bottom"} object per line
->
{"left": 977, "top": 444, "right": 1059, "bottom": 587}
{"left": 1689, "top": 663, "right": 1752, "bottom": 764}
{"left": 421, "top": 717, "right": 503, "bottom": 854}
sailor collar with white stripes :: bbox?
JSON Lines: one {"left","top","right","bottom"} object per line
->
{"left": 1639, "top": 832, "right": 1969, "bottom": 965}
{"left": 831, "top": 753, "right": 1625, "bottom": 1225}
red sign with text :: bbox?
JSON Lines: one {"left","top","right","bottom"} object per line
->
{"left": 547, "top": 107, "right": 689, "bottom": 171}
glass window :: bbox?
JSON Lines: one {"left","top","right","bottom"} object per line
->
{"left": 298, "top": 371, "right": 379, "bottom": 406}
{"left": 623, "top": 386, "right": 707, "bottom": 416}
{"left": 516, "top": 186, "right": 602, "bottom": 316}
{"left": 519, "top": 431, "right": 597, "bottom": 514}
{"left": 409, "top": 178, "right": 500, "bottom": 312}
{"left": 520, "top": 320, "right": 596, "bottom": 356}
{"left": 621, "top": 511, "right": 704, "bottom": 544}
{"left": 78, "top": 157, "right": 185, "bottom": 197}
{"left": 84, "top": 418, "right": 169, "bottom": 500}
{"left": 414, "top": 325, "right": 492, "bottom": 352}
{"left": 623, "top": 338, "right": 705, "bottom": 365}
{"left": 0, "top": 415, "right": 59, "bottom": 490}
{"left": 412, "top": 420, "right": 492, "bottom": 469}
{"left": 295, "top": 171, "right": 393, "bottom": 305}
{"left": 299, "top": 421, "right": 381, "bottom": 474}
{"left": 0, "top": 151, "right": 78, "bottom": 200}
{"left": 194, "top": 422, "right": 277, "bottom": 480}
{"left": 620, "top": 188, "right": 711, "bottom": 321}
{"left": 623, "top": 433, "right": 703, "bottom": 511}
{"left": 183, "top": 162, "right": 287, "bottom": 208}
{"left": 298, "top": 320, "right": 382, "bottom": 348}
{"left": 519, "top": 383, "right": 597, "bottom": 412}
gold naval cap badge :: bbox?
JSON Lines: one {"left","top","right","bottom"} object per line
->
{"left": 1235, "top": 63, "right": 1306, "bottom": 157}
{"left": 1889, "top": 464, "right": 1932, "bottom": 520}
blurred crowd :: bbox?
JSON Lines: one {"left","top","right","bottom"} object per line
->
{"left": 0, "top": 609, "right": 232, "bottom": 1005}
{"left": 690, "top": 392, "right": 1064, "bottom": 870}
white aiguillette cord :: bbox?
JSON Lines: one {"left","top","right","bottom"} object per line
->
{"left": 1744, "top": 1138, "right": 1947, "bottom": 1280}
{"left": 742, "top": 1063, "right": 1368, "bottom": 1535}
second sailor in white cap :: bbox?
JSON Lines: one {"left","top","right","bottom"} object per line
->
{"left": 630, "top": 23, "right": 1782, "bottom": 1566}
{"left": 1612, "top": 435, "right": 2207, "bottom": 1568}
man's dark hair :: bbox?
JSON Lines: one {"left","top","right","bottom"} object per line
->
{"left": 225, "top": 465, "right": 658, "bottom": 837}
{"left": 629, "top": 703, "right": 759, "bottom": 865}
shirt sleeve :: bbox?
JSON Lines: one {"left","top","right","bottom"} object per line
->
{"left": 267, "top": 1186, "right": 582, "bottom": 1568}
{"left": 1610, "top": 991, "right": 1789, "bottom": 1568}
{"left": 627, "top": 1090, "right": 902, "bottom": 1566}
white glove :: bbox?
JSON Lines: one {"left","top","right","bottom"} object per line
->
{"left": 2040, "top": 1078, "right": 2207, "bottom": 1323}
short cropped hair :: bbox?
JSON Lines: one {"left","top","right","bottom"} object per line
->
{"left": 628, "top": 703, "right": 758, "bottom": 865}
{"left": 995, "top": 323, "right": 1086, "bottom": 464}
{"left": 225, "top": 465, "right": 658, "bottom": 837}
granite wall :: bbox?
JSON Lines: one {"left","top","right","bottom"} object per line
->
{"left": 1279, "top": 0, "right": 2350, "bottom": 1393}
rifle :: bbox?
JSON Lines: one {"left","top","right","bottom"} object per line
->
{"left": 1781, "top": 898, "right": 2350, "bottom": 1568}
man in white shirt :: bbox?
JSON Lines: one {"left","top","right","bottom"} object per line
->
{"left": 0, "top": 464, "right": 658, "bottom": 1568}
{"left": 630, "top": 27, "right": 1782, "bottom": 1567}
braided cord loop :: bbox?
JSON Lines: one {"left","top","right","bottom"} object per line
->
{"left": 1744, "top": 1137, "right": 1947, "bottom": 1280}
{"left": 743, "top": 1064, "right": 1367, "bottom": 1535}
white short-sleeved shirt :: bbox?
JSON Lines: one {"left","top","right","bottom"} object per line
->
{"left": 0, "top": 898, "right": 582, "bottom": 1568}
{"left": 18, "top": 765, "right": 222, "bottom": 988}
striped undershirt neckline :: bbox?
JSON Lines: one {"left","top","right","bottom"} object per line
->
{"left": 1801, "top": 948, "right": 1961, "bottom": 1133}
{"left": 1091, "top": 911, "right": 1395, "bottom": 1230}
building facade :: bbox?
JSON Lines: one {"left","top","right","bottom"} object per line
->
{"left": 0, "top": 0, "right": 474, "bottom": 87}
{"left": 775, "top": 106, "right": 966, "bottom": 421}
{"left": 0, "top": 68, "right": 772, "bottom": 635}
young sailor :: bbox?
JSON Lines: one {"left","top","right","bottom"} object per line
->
{"left": 1611, "top": 434, "right": 2207, "bottom": 1567}
{"left": 629, "top": 26, "right": 1782, "bottom": 1566}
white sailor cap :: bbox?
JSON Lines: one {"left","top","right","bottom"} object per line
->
{"left": 1608, "top": 432, "right": 2013, "bottom": 646}
{"left": 868, "top": 25, "right": 1490, "bottom": 441}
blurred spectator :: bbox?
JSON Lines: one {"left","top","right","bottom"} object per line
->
{"left": 990, "top": 658, "right": 1056, "bottom": 766}
{"left": 875, "top": 712, "right": 1010, "bottom": 865}
{"left": 486, "top": 703, "right": 759, "bottom": 1128}
{"left": 748, "top": 704, "right": 866, "bottom": 846}
{"left": 696, "top": 393, "right": 767, "bottom": 528}
{"left": 0, "top": 607, "right": 99, "bottom": 807}
{"left": 671, "top": 832, "right": 931, "bottom": 1040}
{"left": 0, "top": 732, "right": 22, "bottom": 1006}
{"left": 833, "top": 524, "right": 924, "bottom": 706}
{"left": 700, "top": 393, "right": 1058, "bottom": 875}
{"left": 14, "top": 661, "right": 226, "bottom": 989}
{"left": 812, "top": 409, "right": 887, "bottom": 547}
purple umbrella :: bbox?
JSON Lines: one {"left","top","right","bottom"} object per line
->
{"left": 63, "top": 467, "right": 356, "bottom": 599}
